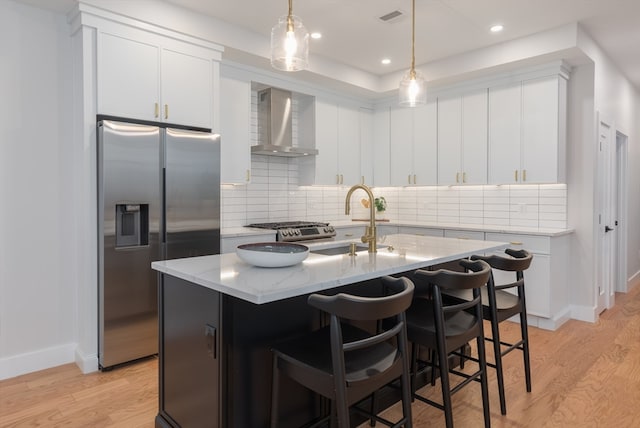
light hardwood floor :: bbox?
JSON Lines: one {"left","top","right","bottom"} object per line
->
{"left": 2, "top": 283, "right": 640, "bottom": 427}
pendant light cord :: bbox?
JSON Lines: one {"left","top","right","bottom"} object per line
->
{"left": 410, "top": 0, "right": 416, "bottom": 78}
{"left": 287, "top": 0, "right": 294, "bottom": 32}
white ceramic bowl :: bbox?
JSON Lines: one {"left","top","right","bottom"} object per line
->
{"left": 236, "top": 242, "right": 309, "bottom": 268}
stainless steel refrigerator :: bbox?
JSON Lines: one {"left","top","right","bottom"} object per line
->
{"left": 97, "top": 119, "right": 220, "bottom": 370}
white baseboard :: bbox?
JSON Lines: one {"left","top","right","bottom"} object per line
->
{"left": 0, "top": 343, "right": 77, "bottom": 381}
{"left": 75, "top": 347, "right": 99, "bottom": 374}
{"left": 570, "top": 304, "right": 598, "bottom": 323}
{"left": 628, "top": 270, "right": 640, "bottom": 290}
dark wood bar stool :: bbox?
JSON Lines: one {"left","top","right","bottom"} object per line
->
{"left": 445, "top": 249, "right": 533, "bottom": 415}
{"left": 405, "top": 259, "right": 492, "bottom": 428}
{"left": 269, "top": 276, "right": 414, "bottom": 428}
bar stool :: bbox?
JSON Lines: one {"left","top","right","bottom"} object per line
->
{"left": 445, "top": 249, "right": 533, "bottom": 415}
{"left": 269, "top": 276, "right": 414, "bottom": 428}
{"left": 405, "top": 259, "right": 492, "bottom": 428}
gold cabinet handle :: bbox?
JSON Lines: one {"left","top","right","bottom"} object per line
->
{"left": 154, "top": 103, "right": 159, "bottom": 118}
{"left": 361, "top": 175, "right": 365, "bottom": 185}
{"left": 510, "top": 241, "right": 523, "bottom": 245}
{"left": 345, "top": 233, "right": 354, "bottom": 237}
{"left": 246, "top": 169, "right": 251, "bottom": 182}
{"left": 523, "top": 169, "right": 527, "bottom": 181}
{"left": 463, "top": 172, "right": 466, "bottom": 183}
{"left": 340, "top": 174, "right": 344, "bottom": 184}
{"left": 413, "top": 174, "right": 417, "bottom": 184}
{"left": 515, "top": 170, "right": 518, "bottom": 182}
{"left": 408, "top": 174, "right": 412, "bottom": 184}
{"left": 336, "top": 174, "right": 340, "bottom": 184}
{"left": 456, "top": 172, "right": 459, "bottom": 183}
{"left": 164, "top": 104, "right": 169, "bottom": 120}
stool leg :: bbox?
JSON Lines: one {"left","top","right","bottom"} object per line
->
{"left": 476, "top": 334, "right": 491, "bottom": 428}
{"left": 520, "top": 309, "right": 532, "bottom": 392}
{"left": 270, "top": 356, "right": 280, "bottom": 428}
{"left": 411, "top": 343, "right": 419, "bottom": 398}
{"left": 436, "top": 344, "right": 454, "bottom": 428}
{"left": 491, "top": 313, "right": 507, "bottom": 415}
{"left": 430, "top": 348, "right": 437, "bottom": 386}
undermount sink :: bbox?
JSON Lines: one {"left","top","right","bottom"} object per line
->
{"left": 311, "top": 244, "right": 384, "bottom": 256}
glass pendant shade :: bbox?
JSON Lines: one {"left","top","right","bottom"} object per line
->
{"left": 271, "top": 14, "right": 309, "bottom": 72}
{"left": 399, "top": 69, "right": 427, "bottom": 107}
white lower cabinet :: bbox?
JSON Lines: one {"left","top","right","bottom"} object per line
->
{"left": 485, "top": 232, "right": 569, "bottom": 330}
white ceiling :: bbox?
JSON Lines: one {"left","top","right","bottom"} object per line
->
{"left": 16, "top": 0, "right": 640, "bottom": 89}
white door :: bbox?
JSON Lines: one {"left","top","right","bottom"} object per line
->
{"left": 596, "top": 117, "right": 613, "bottom": 313}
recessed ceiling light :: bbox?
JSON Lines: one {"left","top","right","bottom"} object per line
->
{"left": 490, "top": 24, "right": 504, "bottom": 33}
{"left": 311, "top": 32, "right": 322, "bottom": 39}
{"left": 381, "top": 58, "right": 391, "bottom": 65}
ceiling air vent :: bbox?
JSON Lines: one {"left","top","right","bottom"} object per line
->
{"left": 378, "top": 10, "right": 404, "bottom": 23}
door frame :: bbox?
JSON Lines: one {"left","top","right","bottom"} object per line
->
{"left": 615, "top": 131, "right": 629, "bottom": 293}
{"left": 595, "top": 113, "right": 629, "bottom": 314}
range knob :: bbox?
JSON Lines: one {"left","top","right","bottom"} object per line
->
{"left": 281, "top": 230, "right": 289, "bottom": 237}
{"left": 294, "top": 229, "right": 301, "bottom": 235}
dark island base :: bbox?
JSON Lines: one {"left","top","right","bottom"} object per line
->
{"left": 156, "top": 271, "right": 469, "bottom": 427}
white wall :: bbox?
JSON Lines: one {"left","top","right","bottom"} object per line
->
{"left": 0, "top": 0, "right": 76, "bottom": 379}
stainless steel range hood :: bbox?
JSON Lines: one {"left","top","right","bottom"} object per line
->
{"left": 252, "top": 87, "right": 318, "bottom": 157}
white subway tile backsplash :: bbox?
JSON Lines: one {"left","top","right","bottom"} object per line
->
{"left": 221, "top": 157, "right": 568, "bottom": 231}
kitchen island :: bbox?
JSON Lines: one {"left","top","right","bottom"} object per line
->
{"left": 151, "top": 234, "right": 507, "bottom": 428}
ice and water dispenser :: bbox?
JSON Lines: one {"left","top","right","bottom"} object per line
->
{"left": 115, "top": 203, "right": 149, "bottom": 248}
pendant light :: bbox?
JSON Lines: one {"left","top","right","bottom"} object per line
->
{"left": 271, "top": 0, "right": 309, "bottom": 72}
{"left": 399, "top": 0, "right": 426, "bottom": 107}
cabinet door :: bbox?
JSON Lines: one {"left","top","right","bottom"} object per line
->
{"left": 488, "top": 82, "right": 521, "bottom": 184}
{"left": 522, "top": 76, "right": 559, "bottom": 183}
{"left": 389, "top": 107, "right": 414, "bottom": 186}
{"left": 359, "top": 108, "right": 374, "bottom": 185}
{"left": 372, "top": 108, "right": 390, "bottom": 186}
{"left": 314, "top": 99, "right": 339, "bottom": 184}
{"left": 220, "top": 76, "right": 251, "bottom": 184}
{"left": 161, "top": 49, "right": 213, "bottom": 128}
{"left": 462, "top": 89, "right": 488, "bottom": 184}
{"left": 413, "top": 101, "right": 438, "bottom": 185}
{"left": 437, "top": 95, "right": 462, "bottom": 185}
{"left": 338, "top": 105, "right": 361, "bottom": 186}
{"left": 98, "top": 32, "right": 159, "bottom": 121}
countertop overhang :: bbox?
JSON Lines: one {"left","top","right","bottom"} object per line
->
{"left": 152, "top": 233, "right": 508, "bottom": 304}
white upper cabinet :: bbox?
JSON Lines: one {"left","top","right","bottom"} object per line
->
{"left": 312, "top": 99, "right": 339, "bottom": 184}
{"left": 99, "top": 33, "right": 159, "bottom": 122}
{"left": 372, "top": 107, "right": 390, "bottom": 186}
{"left": 300, "top": 99, "right": 366, "bottom": 186}
{"left": 359, "top": 107, "right": 374, "bottom": 186}
{"left": 488, "top": 82, "right": 522, "bottom": 184}
{"left": 338, "top": 104, "right": 362, "bottom": 186}
{"left": 161, "top": 49, "right": 213, "bottom": 129}
{"left": 220, "top": 75, "right": 251, "bottom": 184}
{"left": 389, "top": 102, "right": 437, "bottom": 186}
{"left": 437, "top": 95, "right": 463, "bottom": 184}
{"left": 98, "top": 28, "right": 219, "bottom": 129}
{"left": 522, "top": 76, "right": 566, "bottom": 183}
{"left": 461, "top": 90, "right": 488, "bottom": 184}
{"left": 488, "top": 75, "right": 566, "bottom": 184}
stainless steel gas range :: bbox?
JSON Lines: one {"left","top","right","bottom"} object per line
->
{"left": 246, "top": 221, "right": 336, "bottom": 242}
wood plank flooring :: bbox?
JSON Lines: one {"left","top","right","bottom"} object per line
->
{"left": 2, "top": 283, "right": 640, "bottom": 427}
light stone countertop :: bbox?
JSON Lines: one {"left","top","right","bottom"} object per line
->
{"left": 152, "top": 233, "right": 508, "bottom": 305}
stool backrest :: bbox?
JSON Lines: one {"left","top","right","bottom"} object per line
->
{"left": 307, "top": 276, "right": 414, "bottom": 392}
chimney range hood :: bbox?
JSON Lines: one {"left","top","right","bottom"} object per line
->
{"left": 252, "top": 87, "right": 318, "bottom": 157}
